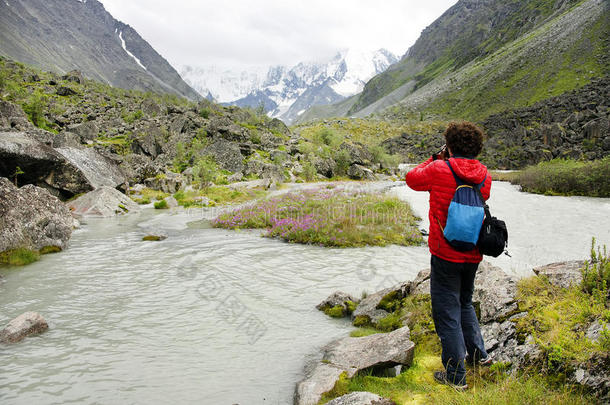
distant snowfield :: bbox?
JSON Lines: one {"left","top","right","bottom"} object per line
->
{"left": 179, "top": 48, "right": 398, "bottom": 122}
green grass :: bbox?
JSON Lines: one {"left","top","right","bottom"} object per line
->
{"left": 0, "top": 248, "right": 40, "bottom": 266}
{"left": 212, "top": 185, "right": 423, "bottom": 248}
{"left": 508, "top": 158, "right": 610, "bottom": 197}
{"left": 153, "top": 200, "right": 168, "bottom": 209}
{"left": 173, "top": 186, "right": 267, "bottom": 208}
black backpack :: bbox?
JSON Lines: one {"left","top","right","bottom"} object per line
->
{"left": 475, "top": 187, "right": 508, "bottom": 257}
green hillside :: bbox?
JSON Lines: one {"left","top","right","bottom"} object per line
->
{"left": 302, "top": 0, "right": 608, "bottom": 123}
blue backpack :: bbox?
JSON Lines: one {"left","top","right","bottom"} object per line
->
{"left": 442, "top": 161, "right": 486, "bottom": 251}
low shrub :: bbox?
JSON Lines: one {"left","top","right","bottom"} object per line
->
{"left": 154, "top": 200, "right": 168, "bottom": 209}
{"left": 512, "top": 158, "right": 610, "bottom": 197}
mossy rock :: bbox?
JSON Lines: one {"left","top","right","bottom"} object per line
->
{"left": 142, "top": 235, "right": 167, "bottom": 241}
{"left": 0, "top": 248, "right": 40, "bottom": 266}
{"left": 39, "top": 246, "right": 62, "bottom": 254}
{"left": 376, "top": 290, "right": 403, "bottom": 312}
{"left": 323, "top": 305, "right": 346, "bottom": 318}
{"left": 353, "top": 315, "right": 371, "bottom": 327}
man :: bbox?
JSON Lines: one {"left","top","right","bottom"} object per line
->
{"left": 405, "top": 121, "right": 492, "bottom": 390}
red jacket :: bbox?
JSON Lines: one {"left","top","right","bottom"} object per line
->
{"left": 406, "top": 157, "right": 492, "bottom": 263}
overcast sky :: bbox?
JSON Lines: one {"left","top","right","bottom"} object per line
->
{"left": 99, "top": 0, "right": 458, "bottom": 70}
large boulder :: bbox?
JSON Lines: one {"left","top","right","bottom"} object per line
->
{"left": 55, "top": 147, "right": 126, "bottom": 190}
{"left": 67, "top": 121, "right": 98, "bottom": 142}
{"left": 0, "top": 312, "right": 49, "bottom": 343}
{"left": 0, "top": 177, "right": 73, "bottom": 253}
{"left": 143, "top": 172, "right": 185, "bottom": 194}
{"left": 532, "top": 260, "right": 585, "bottom": 289}
{"left": 0, "top": 132, "right": 124, "bottom": 197}
{"left": 473, "top": 262, "right": 518, "bottom": 323}
{"left": 67, "top": 186, "right": 140, "bottom": 217}
{"left": 61, "top": 70, "right": 84, "bottom": 84}
{"left": 352, "top": 283, "right": 410, "bottom": 327}
{"left": 295, "top": 327, "right": 414, "bottom": 405}
{"left": 347, "top": 164, "right": 376, "bottom": 181}
{"left": 202, "top": 139, "right": 244, "bottom": 173}
{"left": 323, "top": 326, "right": 415, "bottom": 376}
{"left": 326, "top": 392, "right": 395, "bottom": 405}
{"left": 0, "top": 100, "right": 32, "bottom": 130}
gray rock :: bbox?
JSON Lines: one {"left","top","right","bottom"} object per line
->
{"left": 67, "top": 186, "right": 140, "bottom": 217}
{"left": 0, "top": 100, "right": 32, "bottom": 130}
{"left": 570, "top": 354, "right": 610, "bottom": 401}
{"left": 202, "top": 139, "right": 244, "bottom": 173}
{"left": 314, "top": 157, "right": 337, "bottom": 178}
{"left": 0, "top": 131, "right": 92, "bottom": 196}
{"left": 410, "top": 268, "right": 430, "bottom": 295}
{"left": 244, "top": 159, "right": 284, "bottom": 182}
{"left": 227, "top": 179, "right": 272, "bottom": 190}
{"left": 228, "top": 172, "right": 243, "bottom": 182}
{"left": 67, "top": 121, "right": 98, "bottom": 142}
{"left": 52, "top": 131, "right": 81, "bottom": 148}
{"left": 532, "top": 260, "right": 585, "bottom": 289}
{"left": 0, "top": 312, "right": 49, "bottom": 343}
{"left": 347, "top": 164, "right": 376, "bottom": 181}
{"left": 61, "top": 70, "right": 84, "bottom": 84}
{"left": 144, "top": 172, "right": 184, "bottom": 194}
{"left": 55, "top": 147, "right": 126, "bottom": 190}
{"left": 0, "top": 177, "right": 73, "bottom": 253}
{"left": 586, "top": 321, "right": 604, "bottom": 342}
{"left": 294, "top": 363, "right": 345, "bottom": 405}
{"left": 322, "top": 326, "right": 415, "bottom": 377}
{"left": 473, "top": 261, "right": 518, "bottom": 323}
{"left": 56, "top": 86, "right": 78, "bottom": 96}
{"left": 326, "top": 392, "right": 394, "bottom": 405}
{"left": 339, "top": 142, "right": 373, "bottom": 166}
{"left": 129, "top": 124, "right": 164, "bottom": 158}
{"left": 164, "top": 195, "right": 179, "bottom": 208}
{"left": 317, "top": 292, "right": 359, "bottom": 311}
{"left": 352, "top": 283, "right": 410, "bottom": 327}
{"left": 295, "top": 327, "right": 414, "bottom": 405}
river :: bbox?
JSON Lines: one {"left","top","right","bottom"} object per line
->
{"left": 1, "top": 181, "right": 609, "bottom": 404}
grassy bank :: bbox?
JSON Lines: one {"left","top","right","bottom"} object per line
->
{"left": 500, "top": 158, "right": 610, "bottom": 197}
{"left": 320, "top": 245, "right": 609, "bottom": 404}
{"left": 0, "top": 246, "right": 62, "bottom": 266}
{"left": 212, "top": 185, "right": 423, "bottom": 247}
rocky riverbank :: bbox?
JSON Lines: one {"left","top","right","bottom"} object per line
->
{"left": 302, "top": 259, "right": 609, "bottom": 404}
{"left": 380, "top": 77, "right": 609, "bottom": 169}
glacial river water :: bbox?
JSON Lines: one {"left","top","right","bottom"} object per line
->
{"left": 1, "top": 181, "right": 609, "bottom": 405}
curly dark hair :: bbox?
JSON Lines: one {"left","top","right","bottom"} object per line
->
{"left": 443, "top": 121, "right": 485, "bottom": 158}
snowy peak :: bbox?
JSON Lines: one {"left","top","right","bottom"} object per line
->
{"left": 180, "top": 48, "right": 398, "bottom": 124}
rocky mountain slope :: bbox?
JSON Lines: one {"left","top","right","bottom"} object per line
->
{"left": 182, "top": 49, "right": 398, "bottom": 124}
{"left": 299, "top": 0, "right": 608, "bottom": 123}
{"left": 0, "top": 0, "right": 200, "bottom": 100}
{"left": 0, "top": 58, "right": 396, "bottom": 201}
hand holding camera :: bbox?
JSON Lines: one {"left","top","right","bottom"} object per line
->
{"left": 433, "top": 144, "right": 449, "bottom": 161}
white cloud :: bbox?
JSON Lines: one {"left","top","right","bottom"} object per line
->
{"left": 99, "top": 0, "right": 458, "bottom": 69}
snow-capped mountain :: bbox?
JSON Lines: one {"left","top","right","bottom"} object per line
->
{"left": 180, "top": 49, "right": 398, "bottom": 124}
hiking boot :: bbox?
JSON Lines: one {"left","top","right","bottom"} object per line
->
{"left": 433, "top": 371, "right": 468, "bottom": 390}
{"left": 465, "top": 355, "right": 493, "bottom": 367}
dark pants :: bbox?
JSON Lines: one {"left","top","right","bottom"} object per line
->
{"left": 430, "top": 255, "right": 487, "bottom": 385}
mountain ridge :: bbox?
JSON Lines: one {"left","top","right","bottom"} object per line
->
{"left": 298, "top": 0, "right": 607, "bottom": 123}
{"left": 181, "top": 49, "right": 398, "bottom": 124}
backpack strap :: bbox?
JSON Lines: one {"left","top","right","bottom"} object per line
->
{"left": 446, "top": 160, "right": 486, "bottom": 189}
{"left": 445, "top": 160, "right": 465, "bottom": 186}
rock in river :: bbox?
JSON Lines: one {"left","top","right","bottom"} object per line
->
{"left": 68, "top": 186, "right": 140, "bottom": 217}
{"left": 0, "top": 312, "right": 49, "bottom": 343}
{"left": 0, "top": 177, "right": 73, "bottom": 253}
